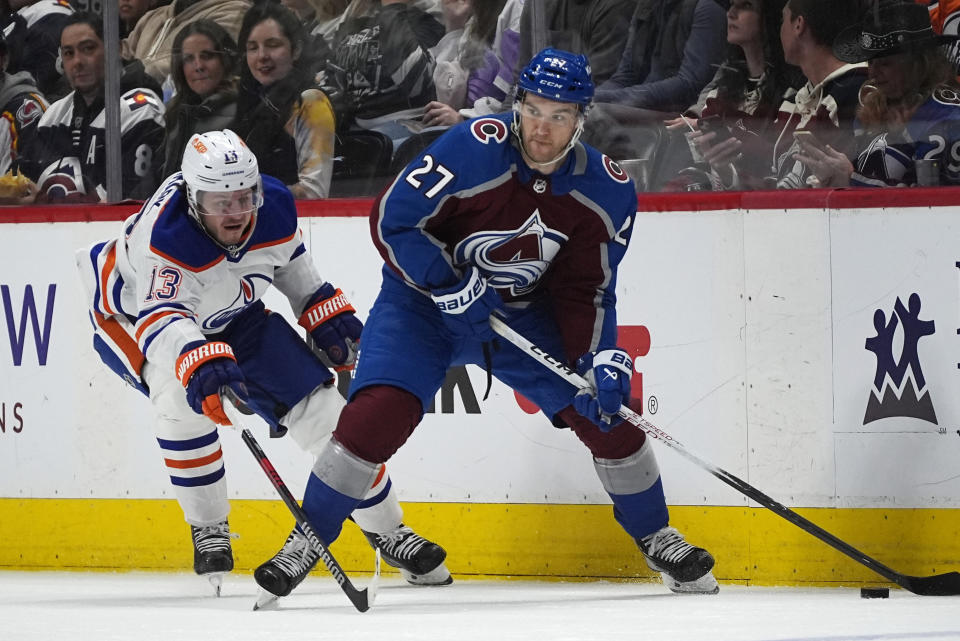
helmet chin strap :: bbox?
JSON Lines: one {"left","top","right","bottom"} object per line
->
{"left": 511, "top": 103, "right": 586, "bottom": 170}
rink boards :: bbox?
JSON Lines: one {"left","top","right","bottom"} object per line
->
{"left": 1, "top": 189, "right": 959, "bottom": 586}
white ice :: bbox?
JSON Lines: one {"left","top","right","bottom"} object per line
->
{"left": 1, "top": 571, "right": 958, "bottom": 641}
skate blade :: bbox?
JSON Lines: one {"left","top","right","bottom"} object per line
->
{"left": 366, "top": 548, "right": 381, "bottom": 607}
{"left": 206, "top": 572, "right": 226, "bottom": 597}
{"left": 253, "top": 589, "right": 280, "bottom": 611}
{"left": 662, "top": 571, "right": 719, "bottom": 595}
{"left": 400, "top": 562, "right": 453, "bottom": 586}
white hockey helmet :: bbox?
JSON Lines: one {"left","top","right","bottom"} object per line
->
{"left": 181, "top": 129, "right": 263, "bottom": 221}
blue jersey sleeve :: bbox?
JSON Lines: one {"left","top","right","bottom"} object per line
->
{"left": 371, "top": 116, "right": 515, "bottom": 290}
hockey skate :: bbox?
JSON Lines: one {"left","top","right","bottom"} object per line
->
{"left": 253, "top": 527, "right": 319, "bottom": 610}
{"left": 639, "top": 526, "right": 719, "bottom": 594}
{"left": 362, "top": 524, "right": 452, "bottom": 586}
{"left": 191, "top": 520, "right": 234, "bottom": 597}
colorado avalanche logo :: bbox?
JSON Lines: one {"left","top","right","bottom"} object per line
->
{"left": 470, "top": 118, "right": 509, "bottom": 144}
{"left": 454, "top": 211, "right": 568, "bottom": 297}
{"left": 36, "top": 156, "right": 87, "bottom": 200}
{"left": 603, "top": 155, "right": 629, "bottom": 183}
{"left": 16, "top": 98, "right": 43, "bottom": 127}
{"left": 202, "top": 273, "right": 272, "bottom": 330}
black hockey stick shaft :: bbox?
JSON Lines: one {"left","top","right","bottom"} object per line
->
{"left": 489, "top": 315, "right": 960, "bottom": 596}
{"left": 223, "top": 390, "right": 374, "bottom": 612}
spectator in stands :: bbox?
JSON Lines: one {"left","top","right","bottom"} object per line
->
{"left": 0, "top": 0, "right": 74, "bottom": 101}
{"left": 0, "top": 30, "right": 48, "bottom": 182}
{"left": 281, "top": 0, "right": 350, "bottom": 70}
{"left": 796, "top": 1, "right": 960, "bottom": 187}
{"left": 705, "top": 0, "right": 865, "bottom": 189}
{"left": 517, "top": 0, "right": 638, "bottom": 86}
{"left": 592, "top": 0, "right": 728, "bottom": 114}
{"left": 319, "top": 0, "right": 444, "bottom": 140}
{"left": 19, "top": 11, "right": 165, "bottom": 202}
{"left": 120, "top": 0, "right": 158, "bottom": 38}
{"left": 162, "top": 20, "right": 239, "bottom": 175}
{"left": 420, "top": 0, "right": 508, "bottom": 128}
{"left": 922, "top": 0, "right": 960, "bottom": 74}
{"left": 122, "top": 0, "right": 252, "bottom": 87}
{"left": 232, "top": 1, "right": 335, "bottom": 199}
{"left": 663, "top": 0, "right": 804, "bottom": 190}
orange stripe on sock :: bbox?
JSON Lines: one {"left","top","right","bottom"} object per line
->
{"left": 371, "top": 464, "right": 386, "bottom": 489}
{"left": 164, "top": 447, "right": 223, "bottom": 469}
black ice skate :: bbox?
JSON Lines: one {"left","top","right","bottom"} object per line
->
{"left": 253, "top": 527, "right": 319, "bottom": 609}
{"left": 191, "top": 520, "right": 234, "bottom": 596}
{"left": 639, "top": 526, "right": 719, "bottom": 594}
{"left": 362, "top": 524, "right": 452, "bottom": 586}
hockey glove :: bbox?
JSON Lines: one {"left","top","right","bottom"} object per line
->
{"left": 298, "top": 284, "right": 363, "bottom": 370}
{"left": 176, "top": 341, "right": 248, "bottom": 426}
{"left": 573, "top": 348, "right": 633, "bottom": 431}
{"left": 430, "top": 265, "right": 503, "bottom": 342}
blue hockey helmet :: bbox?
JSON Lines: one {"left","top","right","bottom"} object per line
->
{"left": 516, "top": 48, "right": 594, "bottom": 109}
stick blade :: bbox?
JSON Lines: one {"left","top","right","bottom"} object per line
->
{"left": 900, "top": 571, "right": 960, "bottom": 596}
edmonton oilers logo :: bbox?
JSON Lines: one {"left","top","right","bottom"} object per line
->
{"left": 863, "top": 293, "right": 937, "bottom": 425}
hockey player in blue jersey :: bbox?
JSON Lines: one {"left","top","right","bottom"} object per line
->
{"left": 276, "top": 48, "right": 720, "bottom": 597}
{"left": 75, "top": 129, "right": 452, "bottom": 602}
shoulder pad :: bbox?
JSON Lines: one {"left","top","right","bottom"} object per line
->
{"left": 247, "top": 175, "right": 299, "bottom": 248}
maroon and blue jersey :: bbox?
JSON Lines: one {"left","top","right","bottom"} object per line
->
{"left": 371, "top": 112, "right": 638, "bottom": 362}
{"left": 850, "top": 88, "right": 960, "bottom": 187}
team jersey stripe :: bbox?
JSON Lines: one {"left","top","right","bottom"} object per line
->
{"left": 247, "top": 231, "right": 296, "bottom": 253}
{"left": 93, "top": 311, "right": 145, "bottom": 376}
{"left": 98, "top": 243, "right": 118, "bottom": 316}
{"left": 135, "top": 309, "right": 189, "bottom": 342}
{"left": 150, "top": 244, "right": 224, "bottom": 273}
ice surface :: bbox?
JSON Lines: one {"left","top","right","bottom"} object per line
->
{"left": 1, "top": 571, "right": 958, "bottom": 641}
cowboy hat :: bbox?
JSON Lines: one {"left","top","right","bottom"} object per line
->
{"left": 833, "top": 1, "right": 952, "bottom": 63}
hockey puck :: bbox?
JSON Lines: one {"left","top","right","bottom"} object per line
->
{"left": 860, "top": 587, "right": 890, "bottom": 599}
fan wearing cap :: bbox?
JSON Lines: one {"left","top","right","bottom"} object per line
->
{"left": 279, "top": 47, "right": 721, "bottom": 600}
{"left": 73, "top": 128, "right": 453, "bottom": 600}
{"left": 796, "top": 0, "right": 960, "bottom": 187}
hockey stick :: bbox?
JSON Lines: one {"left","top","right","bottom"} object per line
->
{"left": 489, "top": 315, "right": 960, "bottom": 596}
{"left": 221, "top": 388, "right": 379, "bottom": 612}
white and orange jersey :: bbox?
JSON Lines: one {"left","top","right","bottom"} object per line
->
{"left": 77, "top": 173, "right": 326, "bottom": 372}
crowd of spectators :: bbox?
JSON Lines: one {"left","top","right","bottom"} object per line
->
{"left": 0, "top": 0, "right": 959, "bottom": 203}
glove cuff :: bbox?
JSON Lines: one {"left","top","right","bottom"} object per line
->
{"left": 176, "top": 341, "right": 237, "bottom": 387}
{"left": 593, "top": 348, "right": 634, "bottom": 378}
{"left": 299, "top": 288, "right": 356, "bottom": 332}
{"left": 431, "top": 266, "right": 486, "bottom": 315}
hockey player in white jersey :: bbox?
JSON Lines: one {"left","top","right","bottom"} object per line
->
{"left": 75, "top": 129, "right": 452, "bottom": 601}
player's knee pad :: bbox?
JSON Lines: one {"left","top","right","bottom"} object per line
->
{"left": 283, "top": 384, "right": 345, "bottom": 457}
{"left": 332, "top": 385, "right": 422, "bottom": 463}
{"left": 312, "top": 437, "right": 382, "bottom": 501}
{"left": 593, "top": 437, "right": 661, "bottom": 496}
